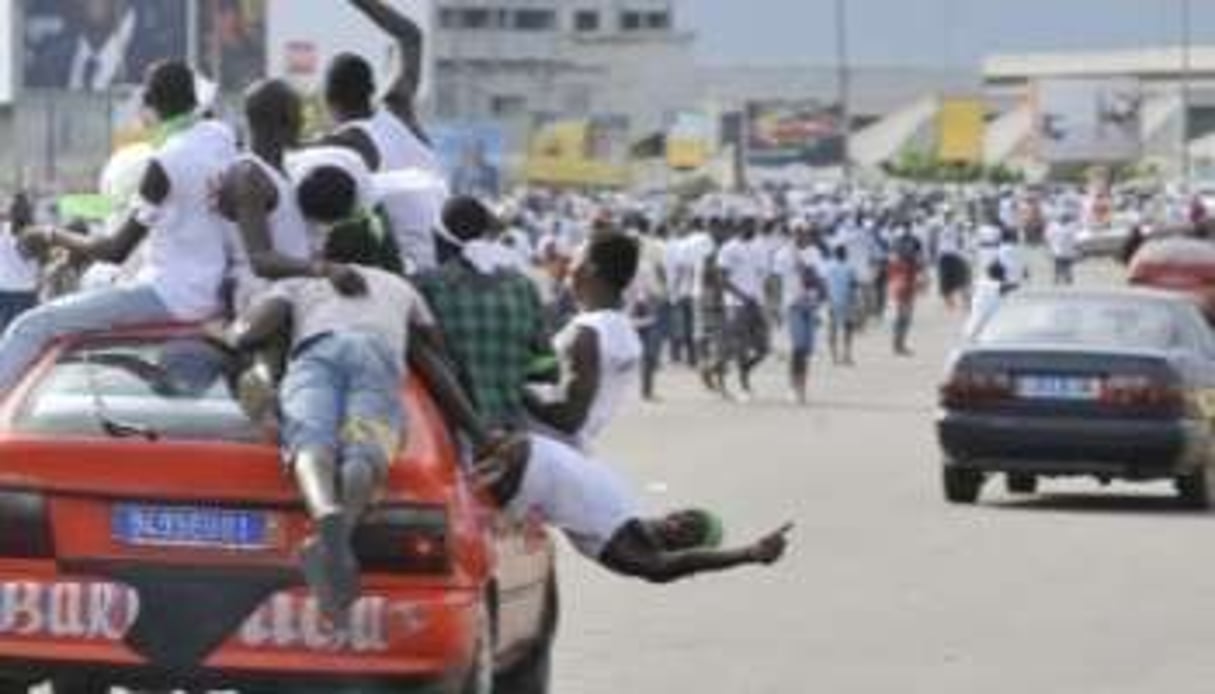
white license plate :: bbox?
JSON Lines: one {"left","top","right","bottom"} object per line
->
{"left": 112, "top": 504, "right": 272, "bottom": 551}
{"left": 1015, "top": 375, "right": 1100, "bottom": 401}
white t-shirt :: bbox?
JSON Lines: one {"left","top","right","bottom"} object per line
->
{"left": 226, "top": 154, "right": 313, "bottom": 311}
{"left": 998, "top": 242, "right": 1027, "bottom": 285}
{"left": 966, "top": 279, "right": 1005, "bottom": 338}
{"left": 134, "top": 119, "right": 238, "bottom": 321}
{"left": 718, "top": 236, "right": 769, "bottom": 307}
{"left": 682, "top": 231, "right": 716, "bottom": 300}
{"left": 0, "top": 226, "right": 38, "bottom": 293}
{"left": 269, "top": 266, "right": 435, "bottom": 361}
{"left": 346, "top": 109, "right": 446, "bottom": 272}
{"left": 1046, "top": 222, "right": 1078, "bottom": 261}
{"left": 773, "top": 243, "right": 825, "bottom": 310}
{"left": 547, "top": 309, "right": 642, "bottom": 450}
{"left": 508, "top": 434, "right": 640, "bottom": 559}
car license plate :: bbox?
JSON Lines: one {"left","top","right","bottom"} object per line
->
{"left": 112, "top": 504, "right": 271, "bottom": 551}
{"left": 1015, "top": 374, "right": 1100, "bottom": 401}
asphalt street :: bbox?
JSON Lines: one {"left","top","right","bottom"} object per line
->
{"left": 552, "top": 257, "right": 1215, "bottom": 694}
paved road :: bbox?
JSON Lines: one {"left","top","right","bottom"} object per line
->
{"left": 553, "top": 258, "right": 1215, "bottom": 694}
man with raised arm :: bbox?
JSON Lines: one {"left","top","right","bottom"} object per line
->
{"left": 322, "top": 0, "right": 447, "bottom": 274}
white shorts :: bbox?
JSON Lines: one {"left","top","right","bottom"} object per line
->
{"left": 507, "top": 434, "right": 640, "bottom": 559}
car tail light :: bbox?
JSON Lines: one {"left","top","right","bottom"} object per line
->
{"left": 354, "top": 504, "right": 449, "bottom": 575}
{"left": 0, "top": 490, "right": 54, "bottom": 558}
{"left": 1100, "top": 375, "right": 1185, "bottom": 413}
{"left": 940, "top": 370, "right": 1013, "bottom": 409}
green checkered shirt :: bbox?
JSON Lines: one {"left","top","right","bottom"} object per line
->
{"left": 416, "top": 261, "right": 547, "bottom": 429}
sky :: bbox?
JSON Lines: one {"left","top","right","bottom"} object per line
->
{"left": 685, "top": 0, "right": 1215, "bottom": 70}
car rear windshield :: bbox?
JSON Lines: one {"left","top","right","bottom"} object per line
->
{"left": 977, "top": 297, "right": 1186, "bottom": 351}
{"left": 13, "top": 337, "right": 266, "bottom": 444}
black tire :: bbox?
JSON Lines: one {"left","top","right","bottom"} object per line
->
{"left": 1006, "top": 473, "right": 1038, "bottom": 495}
{"left": 943, "top": 467, "right": 984, "bottom": 505}
{"left": 495, "top": 575, "right": 558, "bottom": 694}
{"left": 49, "top": 676, "right": 109, "bottom": 694}
{"left": 461, "top": 600, "right": 495, "bottom": 694}
{"left": 1177, "top": 465, "right": 1215, "bottom": 510}
{"left": 0, "top": 678, "right": 39, "bottom": 694}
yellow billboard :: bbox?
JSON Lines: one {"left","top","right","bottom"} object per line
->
{"left": 937, "top": 98, "right": 985, "bottom": 164}
{"left": 666, "top": 111, "right": 714, "bottom": 170}
{"left": 525, "top": 117, "right": 631, "bottom": 188}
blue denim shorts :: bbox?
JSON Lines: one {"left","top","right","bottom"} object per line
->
{"left": 279, "top": 332, "right": 406, "bottom": 470}
{"left": 786, "top": 303, "right": 819, "bottom": 354}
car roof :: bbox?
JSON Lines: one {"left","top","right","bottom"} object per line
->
{"left": 1009, "top": 287, "right": 1193, "bottom": 306}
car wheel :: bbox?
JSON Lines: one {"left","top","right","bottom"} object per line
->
{"left": 943, "top": 467, "right": 984, "bottom": 504}
{"left": 49, "top": 676, "right": 109, "bottom": 694}
{"left": 1177, "top": 465, "right": 1215, "bottom": 510}
{"left": 495, "top": 574, "right": 558, "bottom": 694}
{"left": 461, "top": 599, "right": 495, "bottom": 694}
{"left": 1006, "top": 473, "right": 1038, "bottom": 495}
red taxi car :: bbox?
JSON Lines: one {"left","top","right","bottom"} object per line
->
{"left": 0, "top": 327, "right": 556, "bottom": 693}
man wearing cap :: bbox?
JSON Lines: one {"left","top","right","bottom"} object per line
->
{"left": 0, "top": 60, "right": 237, "bottom": 392}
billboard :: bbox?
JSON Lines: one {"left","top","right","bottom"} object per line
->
{"left": 524, "top": 116, "right": 631, "bottom": 188}
{"left": 432, "top": 123, "right": 506, "bottom": 198}
{"left": 0, "top": 0, "right": 12, "bottom": 103}
{"left": 22, "top": 0, "right": 188, "bottom": 91}
{"left": 267, "top": 0, "right": 431, "bottom": 97}
{"left": 666, "top": 111, "right": 714, "bottom": 171}
{"left": 197, "top": 0, "right": 267, "bottom": 92}
{"left": 1034, "top": 78, "right": 1143, "bottom": 163}
{"left": 937, "top": 97, "right": 985, "bottom": 164}
{"left": 746, "top": 100, "right": 843, "bottom": 167}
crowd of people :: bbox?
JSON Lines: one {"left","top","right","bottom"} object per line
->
{"left": 0, "top": 0, "right": 793, "bottom": 629}
{"left": 2, "top": 0, "right": 1211, "bottom": 634}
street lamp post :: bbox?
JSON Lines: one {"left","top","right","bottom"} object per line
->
{"left": 836, "top": 0, "right": 852, "bottom": 185}
{"left": 1181, "top": 0, "right": 1193, "bottom": 189}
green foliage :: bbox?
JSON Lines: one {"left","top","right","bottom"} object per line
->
{"left": 883, "top": 149, "right": 1024, "bottom": 184}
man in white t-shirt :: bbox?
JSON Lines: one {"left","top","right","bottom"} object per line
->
{"left": 717, "top": 219, "right": 771, "bottom": 397}
{"left": 773, "top": 225, "right": 825, "bottom": 404}
{"left": 1046, "top": 212, "right": 1079, "bottom": 286}
{"left": 0, "top": 62, "right": 236, "bottom": 392}
{"left": 0, "top": 196, "right": 40, "bottom": 331}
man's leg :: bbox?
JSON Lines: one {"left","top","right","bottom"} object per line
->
{"left": 340, "top": 338, "right": 405, "bottom": 526}
{"left": 0, "top": 285, "right": 172, "bottom": 392}
{"left": 279, "top": 346, "right": 358, "bottom": 623}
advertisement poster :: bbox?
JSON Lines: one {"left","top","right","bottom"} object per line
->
{"left": 525, "top": 116, "right": 631, "bottom": 188}
{"left": 666, "top": 110, "right": 714, "bottom": 171}
{"left": 1034, "top": 77, "right": 1143, "bottom": 163}
{"left": 197, "top": 0, "right": 267, "bottom": 91}
{"left": 746, "top": 99, "right": 844, "bottom": 167}
{"left": 432, "top": 123, "right": 506, "bottom": 198}
{"left": 23, "top": 0, "right": 187, "bottom": 91}
{"left": 937, "top": 97, "right": 985, "bottom": 164}
{"left": 267, "top": 0, "right": 431, "bottom": 96}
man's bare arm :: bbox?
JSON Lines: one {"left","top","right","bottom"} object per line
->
{"left": 228, "top": 298, "right": 292, "bottom": 352}
{"left": 408, "top": 327, "right": 497, "bottom": 454}
{"left": 349, "top": 0, "right": 426, "bottom": 133}
{"left": 524, "top": 326, "right": 600, "bottom": 436}
{"left": 227, "top": 163, "right": 317, "bottom": 281}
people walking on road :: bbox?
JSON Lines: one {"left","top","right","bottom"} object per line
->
{"left": 718, "top": 218, "right": 771, "bottom": 398}
{"left": 936, "top": 212, "right": 970, "bottom": 310}
{"left": 1046, "top": 211, "right": 1079, "bottom": 286}
{"left": 888, "top": 224, "right": 924, "bottom": 357}
{"left": 774, "top": 225, "right": 825, "bottom": 404}
{"left": 823, "top": 246, "right": 858, "bottom": 366}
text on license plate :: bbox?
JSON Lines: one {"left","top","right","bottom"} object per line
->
{"left": 1015, "top": 375, "right": 1100, "bottom": 401}
{"left": 112, "top": 504, "right": 271, "bottom": 551}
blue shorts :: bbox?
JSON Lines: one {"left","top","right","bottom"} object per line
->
{"left": 786, "top": 303, "right": 819, "bottom": 354}
{"left": 279, "top": 332, "right": 406, "bottom": 470}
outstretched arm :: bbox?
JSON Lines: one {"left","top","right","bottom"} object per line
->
{"left": 599, "top": 523, "right": 791, "bottom": 584}
{"left": 349, "top": 0, "right": 425, "bottom": 131}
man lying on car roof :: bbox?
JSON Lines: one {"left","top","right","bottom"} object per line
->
{"left": 225, "top": 227, "right": 507, "bottom": 626}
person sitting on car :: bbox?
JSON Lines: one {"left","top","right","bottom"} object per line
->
{"left": 0, "top": 61, "right": 237, "bottom": 393}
